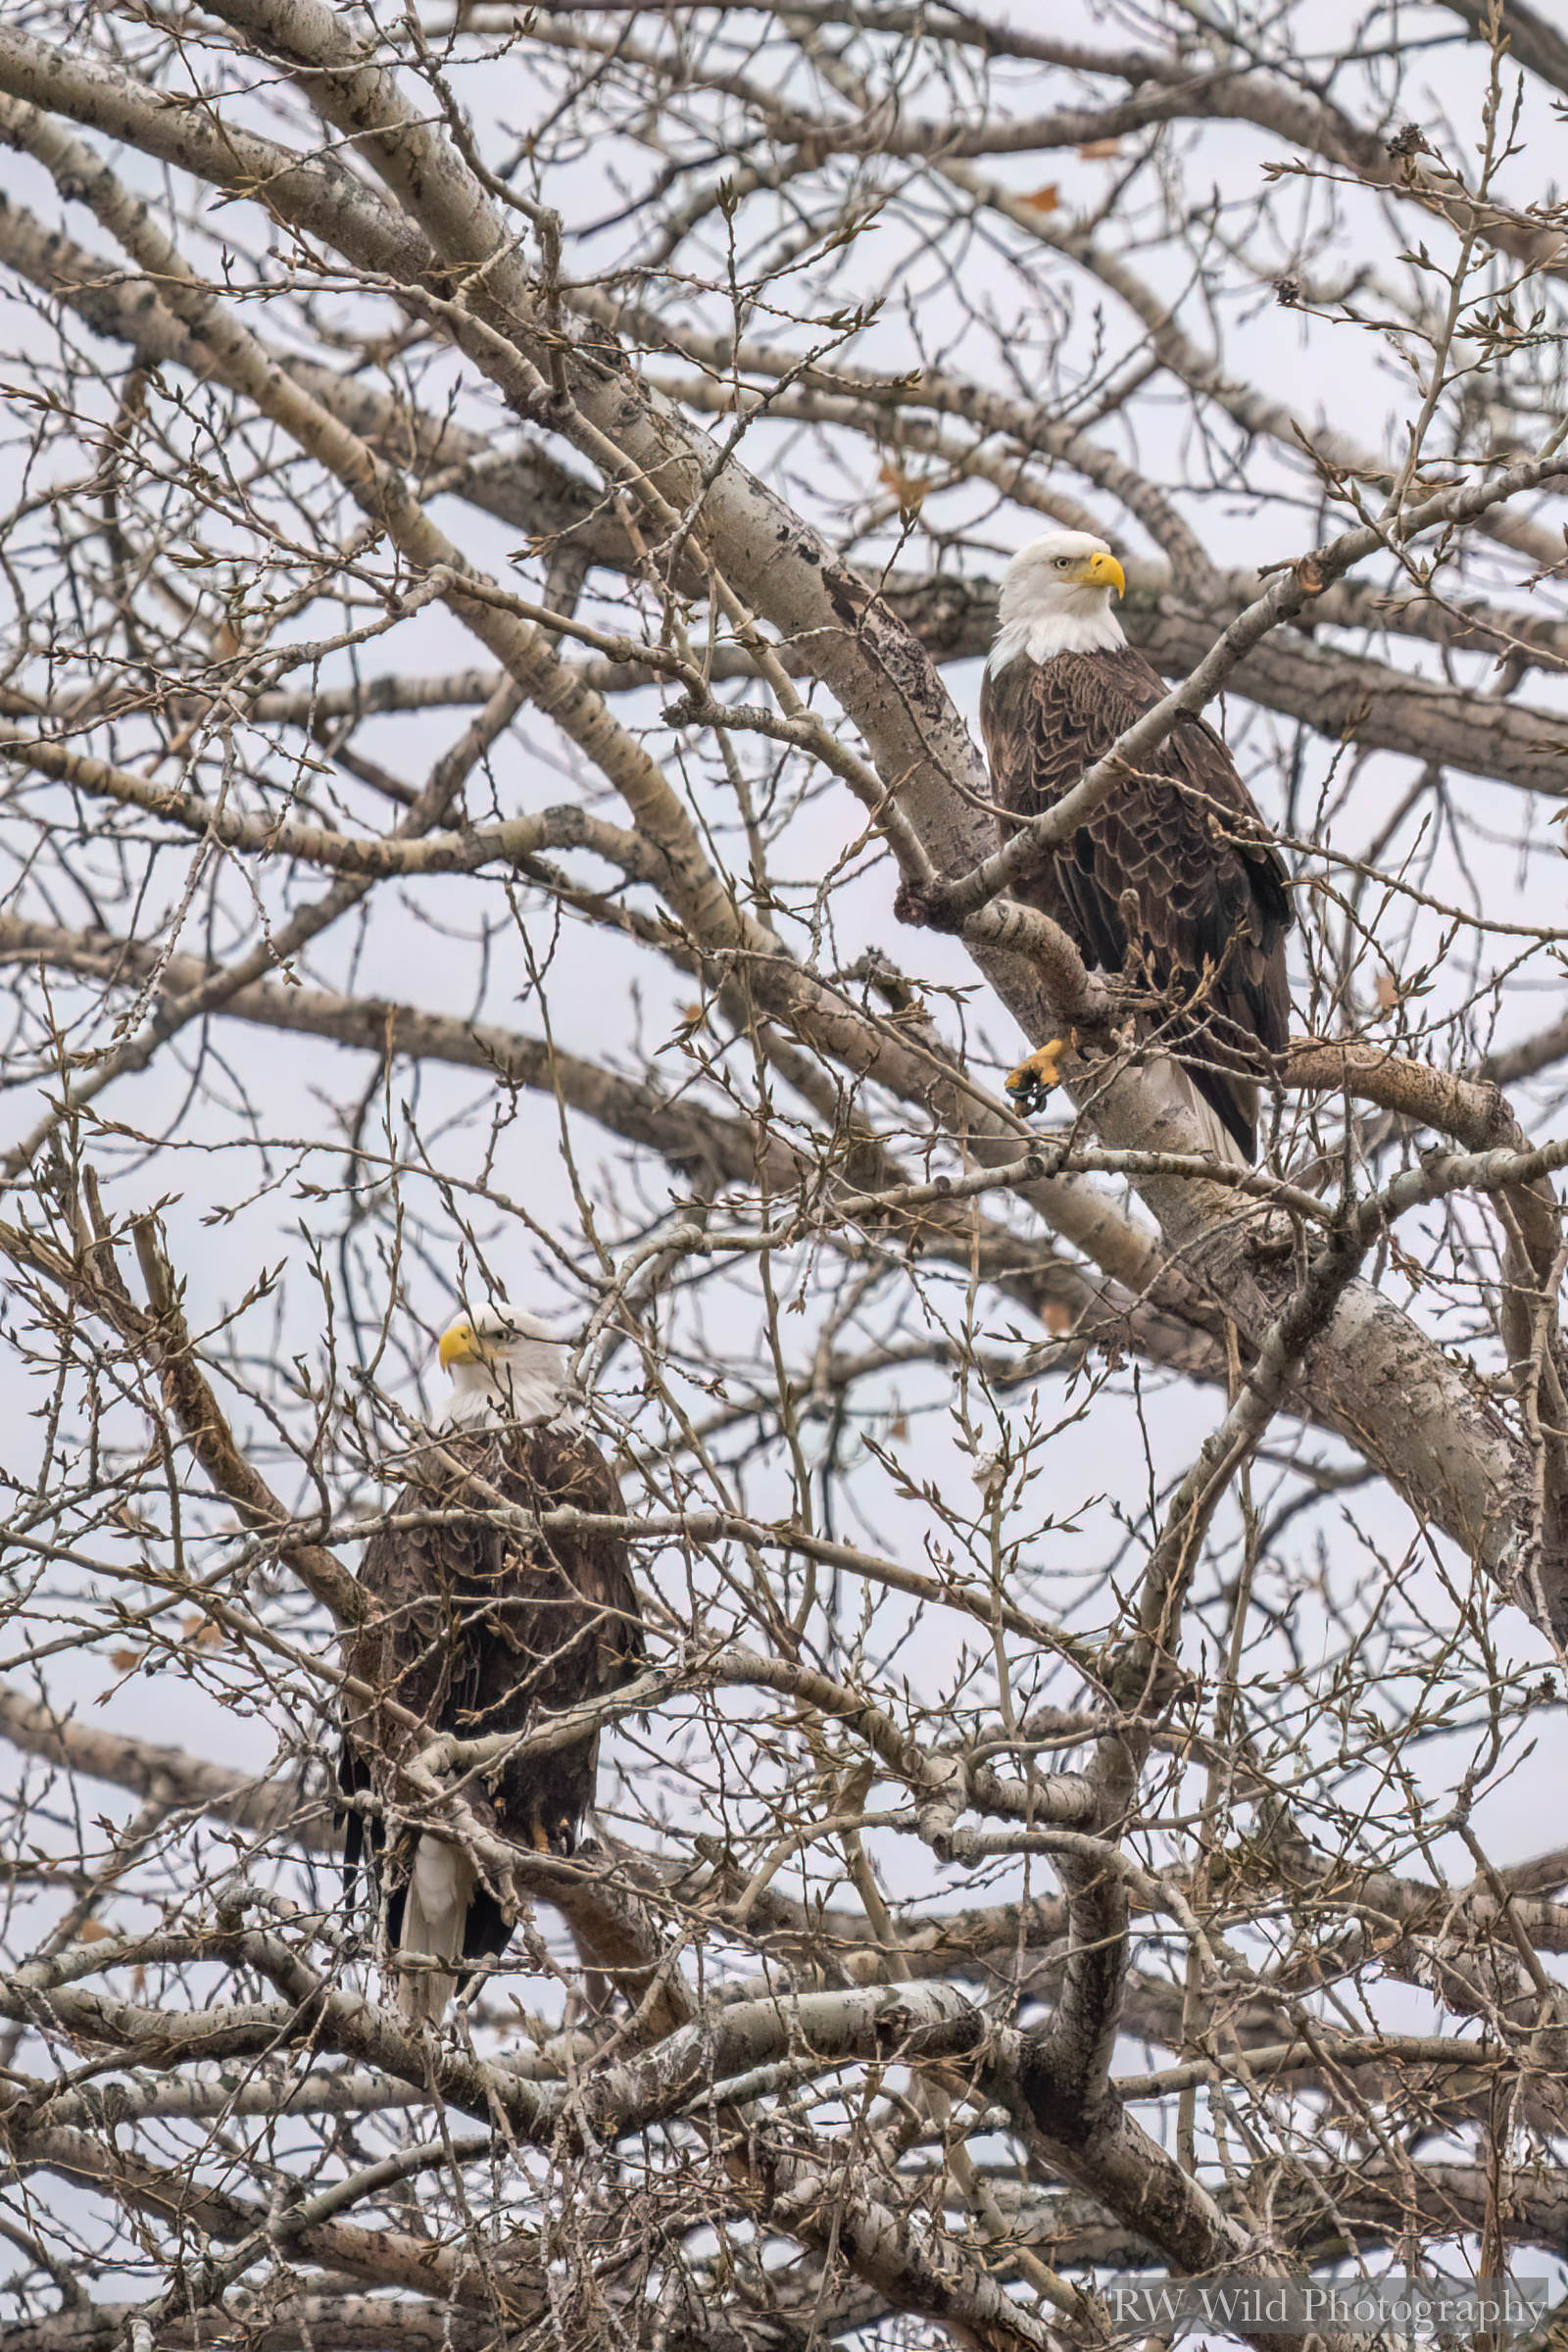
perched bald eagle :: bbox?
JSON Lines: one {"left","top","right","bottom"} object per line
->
{"left": 981, "top": 531, "right": 1292, "bottom": 1163}
{"left": 339, "top": 1306, "right": 644, "bottom": 2023}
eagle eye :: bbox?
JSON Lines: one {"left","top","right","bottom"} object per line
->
{"left": 1054, "top": 556, "right": 1072, "bottom": 568}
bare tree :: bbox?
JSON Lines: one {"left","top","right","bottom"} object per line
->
{"left": 2, "top": 2, "right": 1568, "bottom": 2345}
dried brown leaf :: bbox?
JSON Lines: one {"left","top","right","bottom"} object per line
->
{"left": 877, "top": 462, "right": 929, "bottom": 512}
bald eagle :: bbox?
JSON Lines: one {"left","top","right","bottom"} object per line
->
{"left": 981, "top": 531, "right": 1292, "bottom": 1164}
{"left": 339, "top": 1306, "right": 644, "bottom": 2023}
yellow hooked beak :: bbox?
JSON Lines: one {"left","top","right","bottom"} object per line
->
{"left": 1082, "top": 549, "right": 1125, "bottom": 596}
{"left": 437, "top": 1318, "right": 486, "bottom": 1370}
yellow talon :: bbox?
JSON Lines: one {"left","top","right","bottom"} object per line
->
{"left": 1005, "top": 1040, "right": 1063, "bottom": 1115}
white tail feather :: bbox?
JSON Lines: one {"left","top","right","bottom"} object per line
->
{"left": 1142, "top": 1054, "right": 1250, "bottom": 1170}
{"left": 396, "top": 1835, "right": 474, "bottom": 2025}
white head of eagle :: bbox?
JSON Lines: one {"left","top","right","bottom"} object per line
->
{"left": 435, "top": 1303, "right": 569, "bottom": 1431}
{"left": 988, "top": 530, "right": 1128, "bottom": 670}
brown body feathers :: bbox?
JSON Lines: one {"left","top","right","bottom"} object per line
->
{"left": 338, "top": 1419, "right": 643, "bottom": 1998}
{"left": 981, "top": 643, "right": 1292, "bottom": 1159}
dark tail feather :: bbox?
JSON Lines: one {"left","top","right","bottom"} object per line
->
{"left": 463, "top": 1886, "right": 514, "bottom": 1968}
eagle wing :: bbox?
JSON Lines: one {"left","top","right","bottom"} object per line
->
{"left": 339, "top": 1420, "right": 642, "bottom": 1986}
{"left": 980, "top": 642, "right": 1292, "bottom": 1158}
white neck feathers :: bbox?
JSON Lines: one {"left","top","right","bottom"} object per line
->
{"left": 434, "top": 1341, "right": 570, "bottom": 1434}
{"left": 435, "top": 1374, "right": 567, "bottom": 1432}
{"left": 987, "top": 604, "right": 1127, "bottom": 671}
